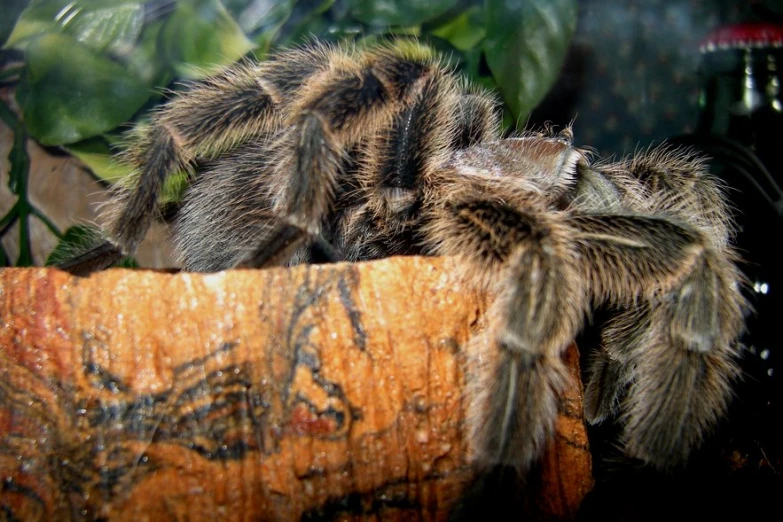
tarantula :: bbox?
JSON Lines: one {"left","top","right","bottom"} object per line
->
{"left": 62, "top": 40, "right": 745, "bottom": 472}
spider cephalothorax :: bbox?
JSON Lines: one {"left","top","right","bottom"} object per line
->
{"left": 63, "top": 40, "right": 746, "bottom": 472}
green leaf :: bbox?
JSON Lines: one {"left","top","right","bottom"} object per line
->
{"left": 349, "top": 0, "right": 460, "bottom": 27}
{"left": 428, "top": 6, "right": 485, "bottom": 51}
{"left": 160, "top": 0, "right": 256, "bottom": 79}
{"left": 124, "top": 20, "right": 172, "bottom": 87}
{"left": 16, "top": 33, "right": 151, "bottom": 145}
{"left": 483, "top": 0, "right": 577, "bottom": 122}
{"left": 65, "top": 1, "right": 145, "bottom": 54}
{"left": 66, "top": 138, "right": 132, "bottom": 183}
{"left": 224, "top": 0, "right": 300, "bottom": 37}
{"left": 265, "top": 0, "right": 349, "bottom": 51}
{"left": 461, "top": 46, "right": 499, "bottom": 92}
{"left": 4, "top": 0, "right": 145, "bottom": 54}
{"left": 0, "top": 0, "right": 28, "bottom": 47}
{"left": 251, "top": 0, "right": 298, "bottom": 55}
{"left": 4, "top": 0, "right": 67, "bottom": 49}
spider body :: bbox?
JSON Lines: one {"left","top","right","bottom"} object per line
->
{"left": 64, "top": 40, "right": 745, "bottom": 471}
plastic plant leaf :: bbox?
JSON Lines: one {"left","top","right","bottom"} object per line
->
{"left": 16, "top": 33, "right": 151, "bottom": 146}
{"left": 64, "top": 1, "right": 145, "bottom": 54}
{"left": 225, "top": 0, "right": 300, "bottom": 37}
{"left": 65, "top": 138, "right": 132, "bottom": 183}
{"left": 349, "top": 0, "right": 459, "bottom": 28}
{"left": 428, "top": 6, "right": 485, "bottom": 51}
{"left": 461, "top": 46, "right": 500, "bottom": 93}
{"left": 123, "top": 20, "right": 172, "bottom": 88}
{"left": 260, "top": 0, "right": 344, "bottom": 52}
{"left": 4, "top": 0, "right": 145, "bottom": 54}
{"left": 249, "top": 0, "right": 298, "bottom": 55}
{"left": 4, "top": 0, "right": 72, "bottom": 49}
{"left": 1, "top": 0, "right": 28, "bottom": 47}
{"left": 483, "top": 0, "right": 577, "bottom": 122}
{"left": 160, "top": 0, "right": 256, "bottom": 79}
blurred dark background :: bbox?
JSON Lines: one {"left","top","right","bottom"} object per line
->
{"left": 535, "top": 2, "right": 783, "bottom": 520}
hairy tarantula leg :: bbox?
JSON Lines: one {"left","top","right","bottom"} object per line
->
{"left": 235, "top": 223, "right": 309, "bottom": 268}
{"left": 110, "top": 66, "right": 284, "bottom": 250}
{"left": 570, "top": 214, "right": 744, "bottom": 467}
{"left": 237, "top": 225, "right": 341, "bottom": 268}
{"left": 173, "top": 131, "right": 349, "bottom": 272}
{"left": 628, "top": 147, "right": 735, "bottom": 249}
{"left": 334, "top": 71, "right": 500, "bottom": 261}
{"left": 583, "top": 306, "right": 651, "bottom": 423}
{"left": 371, "top": 76, "right": 500, "bottom": 196}
{"left": 64, "top": 46, "right": 342, "bottom": 275}
{"left": 56, "top": 69, "right": 286, "bottom": 276}
{"left": 449, "top": 87, "right": 501, "bottom": 150}
{"left": 485, "top": 237, "right": 583, "bottom": 470}
{"left": 425, "top": 198, "right": 587, "bottom": 470}
{"left": 57, "top": 241, "right": 125, "bottom": 276}
{"left": 233, "top": 43, "right": 440, "bottom": 266}
{"left": 66, "top": 46, "right": 341, "bottom": 275}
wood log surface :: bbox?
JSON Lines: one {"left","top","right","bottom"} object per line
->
{"left": 0, "top": 257, "right": 593, "bottom": 521}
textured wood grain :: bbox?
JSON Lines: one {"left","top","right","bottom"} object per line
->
{"left": 0, "top": 257, "right": 592, "bottom": 521}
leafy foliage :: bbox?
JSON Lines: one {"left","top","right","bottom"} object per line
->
{"left": 0, "top": 99, "right": 62, "bottom": 266}
{"left": 17, "top": 33, "right": 151, "bottom": 145}
{"left": 1, "top": 0, "right": 576, "bottom": 266}
{"left": 484, "top": 0, "right": 577, "bottom": 122}
{"left": 349, "top": 0, "right": 460, "bottom": 27}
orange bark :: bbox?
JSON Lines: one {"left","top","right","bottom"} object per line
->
{"left": 0, "top": 257, "right": 592, "bottom": 521}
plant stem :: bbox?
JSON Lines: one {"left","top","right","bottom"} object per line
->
{"left": 0, "top": 99, "right": 62, "bottom": 265}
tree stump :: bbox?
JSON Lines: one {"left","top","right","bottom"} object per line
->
{"left": 0, "top": 257, "right": 593, "bottom": 521}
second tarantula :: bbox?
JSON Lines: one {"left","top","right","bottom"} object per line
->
{"left": 64, "top": 40, "right": 745, "bottom": 471}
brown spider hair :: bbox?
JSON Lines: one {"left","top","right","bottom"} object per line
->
{"left": 62, "top": 39, "right": 746, "bottom": 473}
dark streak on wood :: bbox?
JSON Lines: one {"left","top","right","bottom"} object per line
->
{"left": 337, "top": 266, "right": 368, "bottom": 351}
